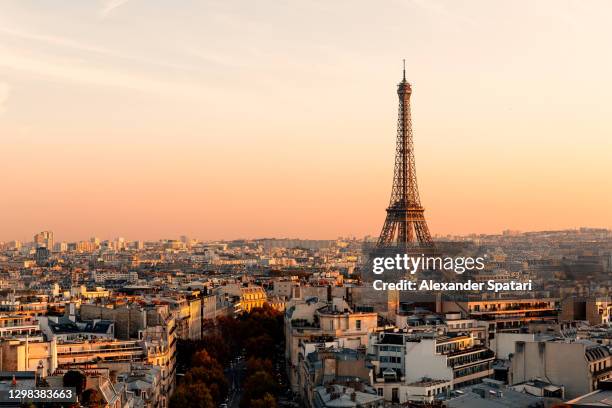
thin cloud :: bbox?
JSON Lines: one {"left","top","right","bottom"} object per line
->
{"left": 0, "top": 27, "right": 111, "bottom": 55}
{"left": 0, "top": 46, "right": 194, "bottom": 97}
{"left": 99, "top": 0, "right": 131, "bottom": 18}
{"left": 0, "top": 82, "right": 9, "bottom": 114}
{"left": 0, "top": 27, "right": 198, "bottom": 72}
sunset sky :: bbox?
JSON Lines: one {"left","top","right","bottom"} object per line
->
{"left": 1, "top": 0, "right": 611, "bottom": 242}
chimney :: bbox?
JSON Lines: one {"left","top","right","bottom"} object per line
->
{"left": 327, "top": 285, "right": 332, "bottom": 302}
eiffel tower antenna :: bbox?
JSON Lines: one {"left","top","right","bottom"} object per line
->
{"left": 376, "top": 64, "right": 434, "bottom": 251}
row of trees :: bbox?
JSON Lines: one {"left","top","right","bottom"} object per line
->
{"left": 170, "top": 349, "right": 228, "bottom": 408}
{"left": 171, "top": 303, "right": 285, "bottom": 408}
{"left": 237, "top": 305, "right": 284, "bottom": 408}
{"left": 241, "top": 357, "right": 280, "bottom": 408}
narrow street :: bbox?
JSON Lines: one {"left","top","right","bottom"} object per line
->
{"left": 225, "top": 355, "right": 245, "bottom": 408}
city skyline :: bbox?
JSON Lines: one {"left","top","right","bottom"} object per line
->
{"left": 2, "top": 0, "right": 612, "bottom": 241}
{"left": 3, "top": 226, "right": 610, "bottom": 247}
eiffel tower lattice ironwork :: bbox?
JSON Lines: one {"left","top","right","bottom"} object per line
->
{"left": 376, "top": 62, "right": 434, "bottom": 251}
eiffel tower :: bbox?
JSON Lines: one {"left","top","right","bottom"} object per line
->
{"left": 364, "top": 63, "right": 436, "bottom": 322}
{"left": 376, "top": 61, "right": 435, "bottom": 252}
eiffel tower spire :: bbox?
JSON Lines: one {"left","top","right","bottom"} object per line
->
{"left": 376, "top": 64, "right": 434, "bottom": 250}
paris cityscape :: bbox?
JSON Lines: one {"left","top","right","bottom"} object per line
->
{"left": 1, "top": 70, "right": 611, "bottom": 408}
{"left": 2, "top": 1, "right": 612, "bottom": 408}
{"left": 1, "top": 226, "right": 612, "bottom": 408}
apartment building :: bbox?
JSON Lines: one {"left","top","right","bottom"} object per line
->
{"left": 285, "top": 296, "right": 378, "bottom": 391}
{"left": 509, "top": 339, "right": 612, "bottom": 399}
{"left": 442, "top": 297, "right": 559, "bottom": 336}
{"left": 367, "top": 328, "right": 494, "bottom": 403}
{"left": 298, "top": 346, "right": 372, "bottom": 407}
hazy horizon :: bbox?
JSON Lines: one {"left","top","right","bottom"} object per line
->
{"left": 2, "top": 1, "right": 612, "bottom": 242}
{"left": 3, "top": 226, "right": 610, "bottom": 245}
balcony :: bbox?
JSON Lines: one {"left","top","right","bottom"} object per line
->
{"left": 447, "top": 347, "right": 495, "bottom": 369}
{"left": 470, "top": 302, "right": 556, "bottom": 315}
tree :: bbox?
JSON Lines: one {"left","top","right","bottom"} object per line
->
{"left": 176, "top": 304, "right": 285, "bottom": 408}
{"left": 200, "top": 333, "right": 231, "bottom": 364}
{"left": 240, "top": 370, "right": 279, "bottom": 408}
{"left": 240, "top": 305, "right": 284, "bottom": 346}
{"left": 244, "top": 333, "right": 275, "bottom": 359}
{"left": 191, "top": 349, "right": 219, "bottom": 369}
{"left": 183, "top": 366, "right": 228, "bottom": 404}
{"left": 81, "top": 389, "right": 104, "bottom": 408}
{"left": 246, "top": 357, "right": 273, "bottom": 375}
{"left": 63, "top": 370, "right": 86, "bottom": 397}
{"left": 170, "top": 382, "right": 215, "bottom": 408}
{"left": 250, "top": 393, "right": 277, "bottom": 408}
{"left": 216, "top": 316, "right": 242, "bottom": 353}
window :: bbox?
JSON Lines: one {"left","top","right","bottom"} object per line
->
{"left": 356, "top": 319, "right": 362, "bottom": 330}
{"left": 377, "top": 388, "right": 383, "bottom": 396}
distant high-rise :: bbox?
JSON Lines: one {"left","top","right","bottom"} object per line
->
{"left": 115, "top": 237, "right": 126, "bottom": 251}
{"left": 376, "top": 64, "right": 434, "bottom": 251}
{"left": 53, "top": 241, "right": 68, "bottom": 252}
{"left": 33, "top": 230, "right": 54, "bottom": 250}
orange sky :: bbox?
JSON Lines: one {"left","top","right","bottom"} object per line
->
{"left": 1, "top": 1, "right": 611, "bottom": 242}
